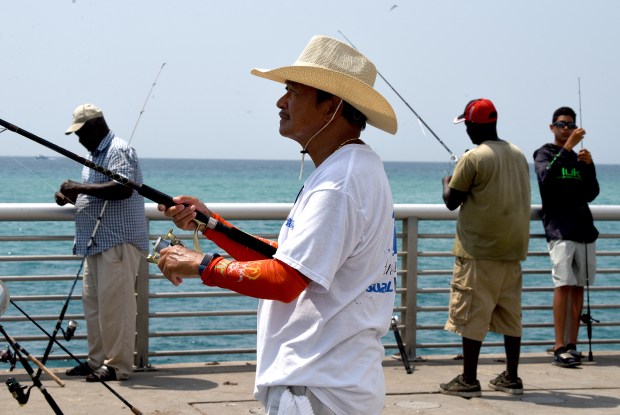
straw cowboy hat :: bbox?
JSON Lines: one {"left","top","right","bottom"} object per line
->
{"left": 251, "top": 35, "right": 397, "bottom": 135}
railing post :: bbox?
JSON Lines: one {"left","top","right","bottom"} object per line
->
{"left": 402, "top": 215, "right": 419, "bottom": 360}
{"left": 134, "top": 219, "right": 150, "bottom": 370}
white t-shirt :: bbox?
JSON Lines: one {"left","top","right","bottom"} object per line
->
{"left": 254, "top": 144, "right": 397, "bottom": 415}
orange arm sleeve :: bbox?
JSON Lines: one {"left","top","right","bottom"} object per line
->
{"left": 200, "top": 256, "right": 308, "bottom": 303}
{"left": 202, "top": 212, "right": 278, "bottom": 261}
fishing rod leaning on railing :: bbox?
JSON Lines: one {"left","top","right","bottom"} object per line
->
{"left": 9, "top": 296, "right": 143, "bottom": 414}
{"left": 1, "top": 280, "right": 65, "bottom": 414}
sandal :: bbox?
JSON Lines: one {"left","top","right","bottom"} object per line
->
{"left": 565, "top": 343, "right": 583, "bottom": 364}
{"left": 552, "top": 347, "right": 579, "bottom": 368}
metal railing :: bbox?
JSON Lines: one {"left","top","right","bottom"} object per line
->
{"left": 1, "top": 203, "right": 619, "bottom": 368}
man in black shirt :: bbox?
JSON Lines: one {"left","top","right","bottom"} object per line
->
{"left": 533, "top": 106, "right": 599, "bottom": 367}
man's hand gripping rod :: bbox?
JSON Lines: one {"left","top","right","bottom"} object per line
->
{"left": 0, "top": 119, "right": 277, "bottom": 258}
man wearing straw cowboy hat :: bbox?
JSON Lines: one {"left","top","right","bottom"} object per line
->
{"left": 156, "top": 35, "right": 398, "bottom": 414}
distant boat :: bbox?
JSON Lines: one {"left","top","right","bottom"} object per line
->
{"left": 35, "top": 155, "right": 50, "bottom": 160}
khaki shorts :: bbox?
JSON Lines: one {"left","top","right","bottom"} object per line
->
{"left": 445, "top": 257, "right": 522, "bottom": 341}
{"left": 548, "top": 240, "right": 596, "bottom": 287}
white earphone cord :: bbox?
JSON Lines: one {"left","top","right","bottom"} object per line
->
{"left": 298, "top": 99, "right": 343, "bottom": 180}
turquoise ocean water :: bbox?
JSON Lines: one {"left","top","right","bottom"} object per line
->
{"left": 0, "top": 156, "right": 618, "bottom": 365}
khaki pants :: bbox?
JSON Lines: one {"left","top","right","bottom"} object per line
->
{"left": 83, "top": 244, "right": 142, "bottom": 379}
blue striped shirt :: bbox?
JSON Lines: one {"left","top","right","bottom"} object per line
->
{"left": 73, "top": 131, "right": 149, "bottom": 256}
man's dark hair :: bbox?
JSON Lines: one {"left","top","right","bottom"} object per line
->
{"left": 552, "top": 107, "right": 576, "bottom": 123}
{"left": 316, "top": 89, "right": 367, "bottom": 131}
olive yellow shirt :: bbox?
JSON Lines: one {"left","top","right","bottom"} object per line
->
{"left": 449, "top": 139, "right": 530, "bottom": 260}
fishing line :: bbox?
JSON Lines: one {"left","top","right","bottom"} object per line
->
{"left": 337, "top": 30, "right": 458, "bottom": 165}
{"left": 578, "top": 76, "right": 583, "bottom": 149}
{"left": 1, "top": 124, "right": 76, "bottom": 202}
{"left": 8, "top": 157, "right": 65, "bottom": 194}
{"left": 128, "top": 62, "right": 166, "bottom": 146}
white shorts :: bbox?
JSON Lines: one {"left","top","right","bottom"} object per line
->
{"left": 548, "top": 240, "right": 596, "bottom": 287}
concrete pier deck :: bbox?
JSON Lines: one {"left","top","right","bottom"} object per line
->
{"left": 2, "top": 352, "right": 618, "bottom": 414}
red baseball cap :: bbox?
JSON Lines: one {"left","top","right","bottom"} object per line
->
{"left": 453, "top": 98, "right": 498, "bottom": 124}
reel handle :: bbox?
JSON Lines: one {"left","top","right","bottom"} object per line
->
{"left": 146, "top": 229, "right": 184, "bottom": 264}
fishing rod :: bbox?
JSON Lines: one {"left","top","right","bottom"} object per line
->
{"left": 580, "top": 251, "right": 598, "bottom": 362}
{"left": 36, "top": 63, "right": 168, "bottom": 378}
{"left": 0, "top": 118, "right": 277, "bottom": 258}
{"left": 0, "top": 281, "right": 64, "bottom": 414}
{"left": 9, "top": 299, "right": 143, "bottom": 415}
{"left": 4, "top": 332, "right": 65, "bottom": 387}
{"left": 34, "top": 200, "right": 103, "bottom": 377}
{"left": 1, "top": 327, "right": 64, "bottom": 414}
{"left": 578, "top": 77, "right": 583, "bottom": 149}
{"left": 391, "top": 315, "right": 412, "bottom": 374}
{"left": 337, "top": 30, "right": 457, "bottom": 164}
{"left": 576, "top": 76, "right": 598, "bottom": 361}
{"left": 129, "top": 62, "right": 167, "bottom": 142}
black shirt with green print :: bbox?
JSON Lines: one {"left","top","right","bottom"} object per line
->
{"left": 533, "top": 143, "right": 599, "bottom": 243}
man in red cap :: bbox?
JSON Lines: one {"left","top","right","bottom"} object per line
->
{"left": 439, "top": 98, "right": 531, "bottom": 397}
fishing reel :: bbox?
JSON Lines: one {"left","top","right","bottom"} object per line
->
{"left": 6, "top": 377, "right": 30, "bottom": 406}
{"left": 1, "top": 345, "right": 16, "bottom": 370}
{"left": 61, "top": 320, "right": 78, "bottom": 341}
{"left": 390, "top": 315, "right": 400, "bottom": 328}
{"left": 580, "top": 312, "right": 600, "bottom": 325}
{"left": 147, "top": 229, "right": 184, "bottom": 264}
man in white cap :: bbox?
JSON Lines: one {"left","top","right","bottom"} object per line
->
{"left": 55, "top": 104, "right": 148, "bottom": 382}
{"left": 156, "top": 35, "right": 398, "bottom": 414}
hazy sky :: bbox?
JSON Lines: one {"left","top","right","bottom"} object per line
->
{"left": 2, "top": 1, "right": 619, "bottom": 164}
